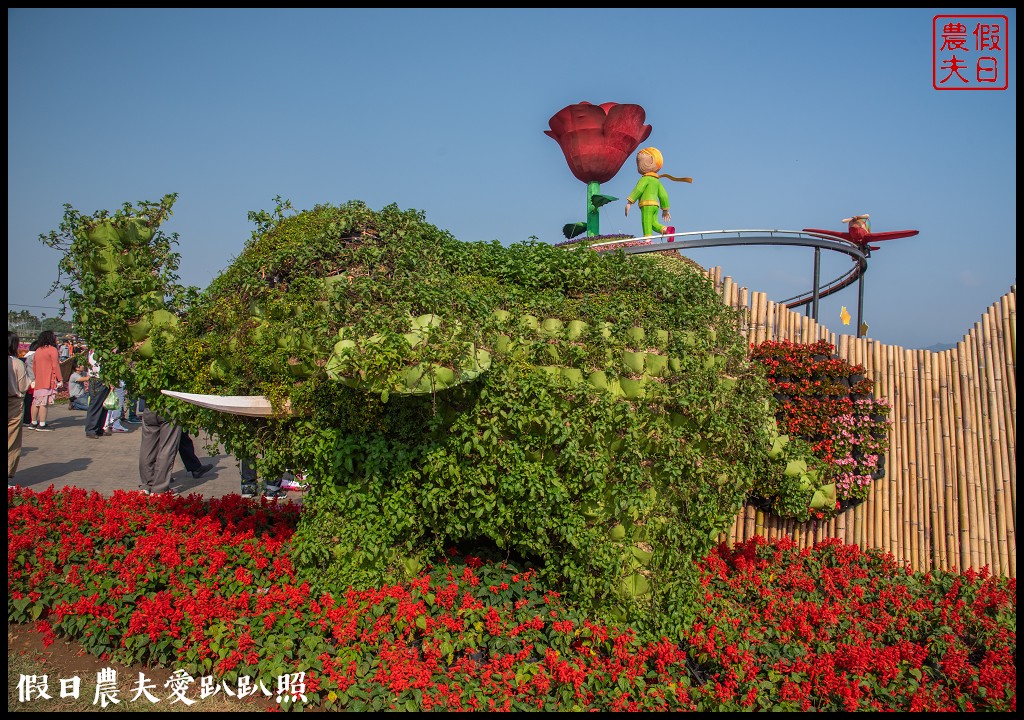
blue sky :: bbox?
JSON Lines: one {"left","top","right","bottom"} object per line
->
{"left": 8, "top": 8, "right": 1016, "bottom": 349}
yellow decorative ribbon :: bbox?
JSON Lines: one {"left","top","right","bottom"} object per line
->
{"left": 642, "top": 172, "right": 693, "bottom": 183}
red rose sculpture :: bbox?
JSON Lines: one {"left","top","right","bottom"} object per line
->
{"left": 545, "top": 102, "right": 652, "bottom": 184}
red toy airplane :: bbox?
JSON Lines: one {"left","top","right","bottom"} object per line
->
{"left": 804, "top": 214, "right": 919, "bottom": 252}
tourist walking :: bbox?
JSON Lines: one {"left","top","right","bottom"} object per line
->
{"left": 8, "top": 331, "right": 31, "bottom": 485}
{"left": 28, "top": 330, "right": 62, "bottom": 432}
{"left": 178, "top": 432, "right": 213, "bottom": 479}
{"left": 138, "top": 397, "right": 182, "bottom": 495}
{"left": 84, "top": 349, "right": 112, "bottom": 439}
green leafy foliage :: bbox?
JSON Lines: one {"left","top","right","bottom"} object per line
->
{"left": 41, "top": 197, "right": 779, "bottom": 632}
{"left": 38, "top": 194, "right": 198, "bottom": 392}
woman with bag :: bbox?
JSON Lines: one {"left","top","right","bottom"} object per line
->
{"left": 28, "top": 330, "right": 62, "bottom": 432}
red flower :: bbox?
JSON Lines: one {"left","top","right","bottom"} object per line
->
{"left": 545, "top": 102, "right": 652, "bottom": 183}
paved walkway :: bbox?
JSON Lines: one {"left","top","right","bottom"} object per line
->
{"left": 9, "top": 402, "right": 295, "bottom": 500}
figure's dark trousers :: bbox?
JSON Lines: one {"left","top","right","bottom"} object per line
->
{"left": 85, "top": 383, "right": 111, "bottom": 435}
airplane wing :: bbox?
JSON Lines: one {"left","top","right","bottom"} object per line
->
{"left": 802, "top": 228, "right": 854, "bottom": 242}
{"left": 864, "top": 230, "right": 919, "bottom": 243}
{"left": 161, "top": 389, "right": 291, "bottom": 417}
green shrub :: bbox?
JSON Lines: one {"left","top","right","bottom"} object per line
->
{"left": 42, "top": 197, "right": 780, "bottom": 634}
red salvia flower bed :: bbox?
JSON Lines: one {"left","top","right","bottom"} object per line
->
{"left": 8, "top": 486, "right": 1015, "bottom": 711}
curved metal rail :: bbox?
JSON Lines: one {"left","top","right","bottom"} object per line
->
{"left": 576, "top": 229, "right": 870, "bottom": 334}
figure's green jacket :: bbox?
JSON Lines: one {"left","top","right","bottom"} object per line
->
{"left": 627, "top": 173, "right": 670, "bottom": 210}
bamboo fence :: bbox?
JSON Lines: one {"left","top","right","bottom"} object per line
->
{"left": 705, "top": 264, "right": 1016, "bottom": 577}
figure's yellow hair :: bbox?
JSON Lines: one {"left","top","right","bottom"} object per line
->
{"left": 640, "top": 147, "right": 663, "bottom": 171}
{"left": 639, "top": 146, "right": 693, "bottom": 183}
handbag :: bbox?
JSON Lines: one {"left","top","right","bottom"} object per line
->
{"left": 103, "top": 393, "right": 120, "bottom": 411}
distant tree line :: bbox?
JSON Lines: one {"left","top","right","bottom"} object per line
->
{"left": 8, "top": 309, "right": 74, "bottom": 337}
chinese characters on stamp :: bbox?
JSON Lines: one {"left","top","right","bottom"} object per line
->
{"left": 934, "top": 15, "right": 1009, "bottom": 90}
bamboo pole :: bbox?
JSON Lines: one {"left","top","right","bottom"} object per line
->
{"left": 926, "top": 351, "right": 946, "bottom": 570}
{"left": 992, "top": 303, "right": 1016, "bottom": 578}
{"left": 968, "top": 328, "right": 992, "bottom": 572}
{"left": 906, "top": 348, "right": 923, "bottom": 571}
{"left": 751, "top": 292, "right": 765, "bottom": 347}
{"left": 884, "top": 344, "right": 898, "bottom": 562}
{"left": 920, "top": 350, "right": 937, "bottom": 568}
{"left": 1004, "top": 291, "right": 1017, "bottom": 529}
{"left": 958, "top": 339, "right": 983, "bottom": 570}
{"left": 902, "top": 346, "right": 916, "bottom": 567}
{"left": 950, "top": 347, "right": 971, "bottom": 571}
{"left": 1008, "top": 288, "right": 1017, "bottom": 365}
{"left": 982, "top": 312, "right": 1012, "bottom": 577}
{"left": 873, "top": 340, "right": 888, "bottom": 557}
{"left": 738, "top": 286, "right": 750, "bottom": 342}
{"left": 978, "top": 317, "right": 1003, "bottom": 581}
{"left": 756, "top": 298, "right": 765, "bottom": 343}
{"left": 1000, "top": 296, "right": 1016, "bottom": 577}
{"left": 981, "top": 311, "right": 1003, "bottom": 574}
{"left": 937, "top": 350, "right": 960, "bottom": 570}
{"left": 998, "top": 294, "right": 1016, "bottom": 448}
{"left": 965, "top": 328, "right": 992, "bottom": 571}
{"left": 892, "top": 346, "right": 909, "bottom": 564}
{"left": 914, "top": 350, "right": 933, "bottom": 571}
{"left": 977, "top": 320, "right": 1001, "bottom": 574}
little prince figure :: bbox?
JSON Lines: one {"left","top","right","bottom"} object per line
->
{"left": 624, "top": 147, "right": 692, "bottom": 238}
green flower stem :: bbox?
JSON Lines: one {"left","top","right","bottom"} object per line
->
{"left": 586, "top": 181, "right": 601, "bottom": 237}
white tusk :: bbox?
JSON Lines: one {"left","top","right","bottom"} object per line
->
{"left": 161, "top": 390, "right": 291, "bottom": 417}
